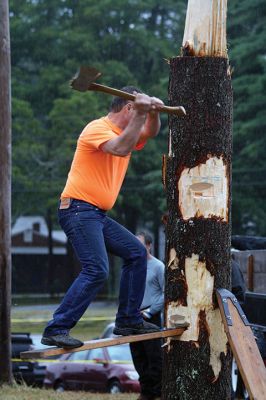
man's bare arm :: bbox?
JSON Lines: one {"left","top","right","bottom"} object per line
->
{"left": 101, "top": 110, "right": 146, "bottom": 156}
{"left": 139, "top": 111, "right": 161, "bottom": 141}
{"left": 101, "top": 94, "right": 163, "bottom": 157}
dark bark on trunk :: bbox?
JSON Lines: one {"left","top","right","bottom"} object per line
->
{"left": 0, "top": 0, "right": 12, "bottom": 384}
{"left": 162, "top": 57, "right": 233, "bottom": 399}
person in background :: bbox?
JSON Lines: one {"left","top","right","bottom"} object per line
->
{"left": 130, "top": 231, "right": 165, "bottom": 400}
{"left": 231, "top": 254, "right": 246, "bottom": 305}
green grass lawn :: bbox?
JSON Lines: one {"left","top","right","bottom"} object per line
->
{"left": 0, "top": 384, "right": 137, "bottom": 400}
{"left": 11, "top": 302, "right": 117, "bottom": 339}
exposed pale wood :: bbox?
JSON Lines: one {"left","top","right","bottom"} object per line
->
{"left": 182, "top": 0, "right": 227, "bottom": 57}
{"left": 20, "top": 327, "right": 188, "bottom": 359}
{"left": 178, "top": 157, "right": 228, "bottom": 221}
{"left": 217, "top": 292, "right": 266, "bottom": 400}
{"left": 0, "top": 0, "right": 12, "bottom": 384}
{"left": 166, "top": 254, "right": 228, "bottom": 378}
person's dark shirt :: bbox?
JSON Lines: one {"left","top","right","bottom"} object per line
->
{"left": 231, "top": 259, "right": 246, "bottom": 305}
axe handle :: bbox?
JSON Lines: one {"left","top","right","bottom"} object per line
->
{"left": 89, "top": 83, "right": 186, "bottom": 117}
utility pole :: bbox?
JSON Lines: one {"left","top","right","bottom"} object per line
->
{"left": 163, "top": 0, "right": 232, "bottom": 398}
{"left": 0, "top": 0, "right": 12, "bottom": 384}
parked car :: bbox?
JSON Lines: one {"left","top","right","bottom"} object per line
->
{"left": 44, "top": 343, "right": 140, "bottom": 393}
{"left": 30, "top": 333, "right": 61, "bottom": 387}
{"left": 11, "top": 332, "right": 60, "bottom": 387}
{"left": 99, "top": 322, "right": 116, "bottom": 339}
{"left": 11, "top": 332, "right": 35, "bottom": 385}
{"left": 101, "top": 318, "right": 266, "bottom": 399}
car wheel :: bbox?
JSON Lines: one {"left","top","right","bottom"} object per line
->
{"left": 108, "top": 379, "right": 122, "bottom": 394}
{"left": 54, "top": 382, "right": 65, "bottom": 392}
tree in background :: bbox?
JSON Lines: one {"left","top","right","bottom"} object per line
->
{"left": 10, "top": 0, "right": 186, "bottom": 248}
{"left": 228, "top": 0, "right": 266, "bottom": 234}
{"left": 10, "top": 0, "right": 266, "bottom": 241}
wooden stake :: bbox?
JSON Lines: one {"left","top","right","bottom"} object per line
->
{"left": 247, "top": 254, "right": 254, "bottom": 292}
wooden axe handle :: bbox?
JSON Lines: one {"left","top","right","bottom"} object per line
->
{"left": 89, "top": 83, "right": 186, "bottom": 117}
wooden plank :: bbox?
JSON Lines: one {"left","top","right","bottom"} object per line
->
{"left": 20, "top": 326, "right": 187, "bottom": 359}
{"left": 217, "top": 289, "right": 266, "bottom": 400}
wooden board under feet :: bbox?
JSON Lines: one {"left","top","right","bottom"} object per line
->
{"left": 20, "top": 326, "right": 187, "bottom": 359}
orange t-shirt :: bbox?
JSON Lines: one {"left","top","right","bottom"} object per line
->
{"left": 61, "top": 116, "right": 144, "bottom": 210}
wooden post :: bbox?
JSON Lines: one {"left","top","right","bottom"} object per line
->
{"left": 0, "top": 0, "right": 12, "bottom": 384}
{"left": 163, "top": 1, "right": 232, "bottom": 398}
{"left": 247, "top": 254, "right": 254, "bottom": 292}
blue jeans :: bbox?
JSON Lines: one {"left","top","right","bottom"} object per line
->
{"left": 44, "top": 199, "right": 147, "bottom": 336}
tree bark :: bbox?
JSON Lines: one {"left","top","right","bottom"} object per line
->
{"left": 0, "top": 0, "right": 12, "bottom": 384}
{"left": 163, "top": 54, "right": 233, "bottom": 400}
{"left": 162, "top": 2, "right": 233, "bottom": 394}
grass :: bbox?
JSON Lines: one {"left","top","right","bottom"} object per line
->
{"left": 7, "top": 301, "right": 137, "bottom": 400}
{"left": 0, "top": 384, "right": 137, "bottom": 400}
{"left": 11, "top": 301, "right": 117, "bottom": 339}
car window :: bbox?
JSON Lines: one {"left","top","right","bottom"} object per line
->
{"left": 68, "top": 350, "right": 90, "bottom": 361}
{"left": 88, "top": 348, "right": 104, "bottom": 360}
{"left": 104, "top": 327, "right": 113, "bottom": 337}
{"left": 100, "top": 323, "right": 115, "bottom": 338}
{"left": 107, "top": 344, "right": 133, "bottom": 362}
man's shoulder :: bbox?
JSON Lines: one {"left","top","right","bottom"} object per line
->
{"left": 149, "top": 256, "right": 165, "bottom": 270}
{"left": 82, "top": 117, "right": 108, "bottom": 133}
{"left": 78, "top": 117, "right": 114, "bottom": 145}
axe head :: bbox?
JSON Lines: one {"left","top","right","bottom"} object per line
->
{"left": 70, "top": 66, "right": 102, "bottom": 92}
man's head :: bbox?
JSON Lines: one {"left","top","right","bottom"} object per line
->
{"left": 109, "top": 86, "right": 142, "bottom": 113}
{"left": 136, "top": 231, "right": 153, "bottom": 255}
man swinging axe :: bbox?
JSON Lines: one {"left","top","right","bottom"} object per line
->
{"left": 41, "top": 81, "right": 183, "bottom": 349}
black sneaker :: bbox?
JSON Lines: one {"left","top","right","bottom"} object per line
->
{"left": 41, "top": 334, "right": 84, "bottom": 349}
{"left": 113, "top": 320, "right": 161, "bottom": 336}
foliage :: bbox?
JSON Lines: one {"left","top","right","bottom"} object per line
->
{"left": 228, "top": 0, "right": 266, "bottom": 234}
{"left": 10, "top": 0, "right": 266, "bottom": 239}
{"left": 10, "top": 0, "right": 186, "bottom": 242}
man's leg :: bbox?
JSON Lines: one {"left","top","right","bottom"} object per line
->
{"left": 42, "top": 201, "right": 109, "bottom": 346}
{"left": 143, "top": 313, "right": 163, "bottom": 398}
{"left": 141, "top": 339, "right": 163, "bottom": 398}
{"left": 103, "top": 217, "right": 160, "bottom": 334}
{"left": 130, "top": 313, "right": 163, "bottom": 399}
{"left": 130, "top": 341, "right": 151, "bottom": 399}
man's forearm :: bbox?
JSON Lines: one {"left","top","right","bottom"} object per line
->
{"left": 140, "top": 112, "right": 161, "bottom": 140}
{"left": 102, "top": 92, "right": 163, "bottom": 156}
{"left": 102, "top": 111, "right": 146, "bottom": 156}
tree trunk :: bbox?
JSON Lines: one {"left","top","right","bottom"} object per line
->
{"left": 46, "top": 207, "right": 55, "bottom": 296}
{"left": 0, "top": 0, "right": 12, "bottom": 384}
{"left": 162, "top": 1, "right": 233, "bottom": 398}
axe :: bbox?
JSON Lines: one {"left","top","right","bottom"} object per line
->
{"left": 70, "top": 66, "right": 186, "bottom": 117}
